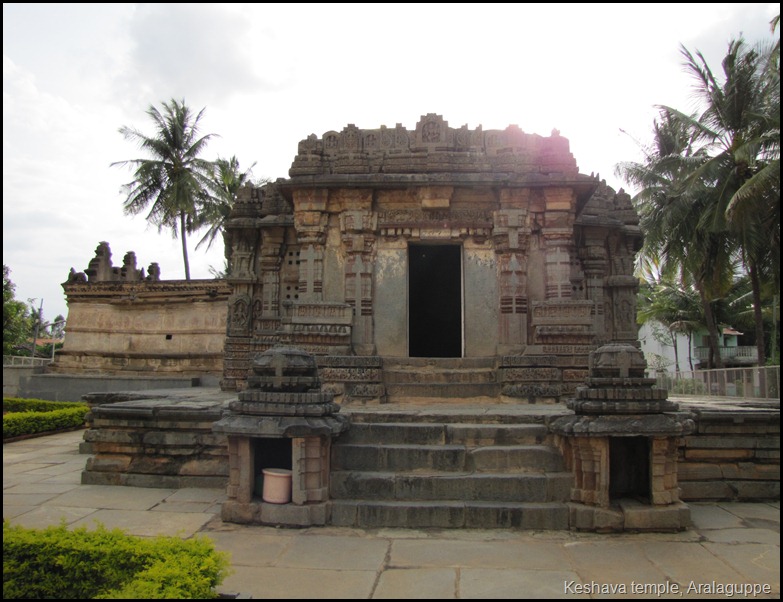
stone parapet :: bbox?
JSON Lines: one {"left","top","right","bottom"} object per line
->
{"left": 81, "top": 391, "right": 233, "bottom": 488}
{"left": 677, "top": 406, "right": 780, "bottom": 502}
{"left": 289, "top": 115, "right": 580, "bottom": 179}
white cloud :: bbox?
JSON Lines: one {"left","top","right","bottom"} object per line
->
{"left": 3, "top": 2, "right": 779, "bottom": 324}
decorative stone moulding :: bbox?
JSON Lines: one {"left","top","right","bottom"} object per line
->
{"left": 568, "top": 343, "right": 680, "bottom": 415}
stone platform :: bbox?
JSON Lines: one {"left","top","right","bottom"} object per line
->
{"left": 78, "top": 389, "right": 779, "bottom": 530}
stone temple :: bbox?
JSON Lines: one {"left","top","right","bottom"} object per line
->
{"left": 54, "top": 114, "right": 778, "bottom": 533}
{"left": 221, "top": 113, "right": 642, "bottom": 401}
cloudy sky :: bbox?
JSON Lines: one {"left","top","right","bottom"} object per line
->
{"left": 3, "top": 3, "right": 779, "bottom": 325}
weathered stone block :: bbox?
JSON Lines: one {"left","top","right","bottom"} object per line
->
{"left": 679, "top": 480, "right": 735, "bottom": 500}
{"left": 676, "top": 462, "right": 723, "bottom": 481}
{"left": 85, "top": 455, "right": 132, "bottom": 473}
{"left": 620, "top": 500, "right": 690, "bottom": 531}
{"left": 142, "top": 431, "right": 199, "bottom": 446}
{"left": 684, "top": 448, "right": 754, "bottom": 460}
{"left": 180, "top": 458, "right": 229, "bottom": 477}
{"left": 568, "top": 503, "right": 624, "bottom": 531}
{"left": 733, "top": 480, "right": 780, "bottom": 500}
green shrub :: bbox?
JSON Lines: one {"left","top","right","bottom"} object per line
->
{"left": 3, "top": 521, "right": 231, "bottom": 599}
{"left": 3, "top": 397, "right": 89, "bottom": 440}
{"left": 3, "top": 397, "right": 88, "bottom": 413}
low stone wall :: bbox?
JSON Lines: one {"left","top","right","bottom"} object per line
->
{"left": 16, "top": 373, "right": 203, "bottom": 403}
{"left": 3, "top": 365, "right": 47, "bottom": 398}
{"left": 76, "top": 392, "right": 780, "bottom": 508}
{"left": 677, "top": 405, "right": 780, "bottom": 501}
{"left": 80, "top": 390, "right": 234, "bottom": 489}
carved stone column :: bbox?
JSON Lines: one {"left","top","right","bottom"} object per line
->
{"left": 605, "top": 231, "right": 641, "bottom": 344}
{"left": 542, "top": 229, "right": 574, "bottom": 300}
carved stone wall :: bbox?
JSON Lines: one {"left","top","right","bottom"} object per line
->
{"left": 222, "top": 115, "right": 642, "bottom": 397}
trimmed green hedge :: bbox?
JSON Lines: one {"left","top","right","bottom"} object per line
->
{"left": 3, "top": 521, "right": 231, "bottom": 599}
{"left": 3, "top": 397, "right": 87, "bottom": 413}
{"left": 3, "top": 397, "right": 89, "bottom": 440}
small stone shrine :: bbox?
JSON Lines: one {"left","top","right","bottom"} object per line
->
{"left": 551, "top": 342, "right": 695, "bottom": 531}
{"left": 212, "top": 346, "right": 348, "bottom": 526}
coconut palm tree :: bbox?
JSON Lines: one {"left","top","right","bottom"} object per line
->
{"left": 617, "top": 109, "right": 736, "bottom": 368}
{"left": 112, "top": 99, "right": 216, "bottom": 280}
{"left": 659, "top": 34, "right": 780, "bottom": 366}
{"left": 195, "top": 155, "right": 258, "bottom": 253}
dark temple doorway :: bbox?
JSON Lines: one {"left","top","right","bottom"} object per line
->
{"left": 408, "top": 244, "right": 462, "bottom": 358}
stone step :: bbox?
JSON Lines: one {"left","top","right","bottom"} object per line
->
{"left": 383, "top": 369, "right": 498, "bottom": 384}
{"left": 328, "top": 499, "right": 570, "bottom": 529}
{"left": 383, "top": 357, "right": 497, "bottom": 370}
{"left": 330, "top": 471, "right": 573, "bottom": 502}
{"left": 385, "top": 382, "right": 501, "bottom": 399}
{"left": 331, "top": 443, "right": 565, "bottom": 472}
{"left": 342, "top": 408, "right": 562, "bottom": 425}
{"left": 331, "top": 444, "right": 467, "bottom": 472}
{"left": 338, "top": 422, "right": 549, "bottom": 446}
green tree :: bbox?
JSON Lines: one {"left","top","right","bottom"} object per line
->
{"left": 112, "top": 99, "right": 217, "bottom": 280}
{"left": 663, "top": 31, "right": 780, "bottom": 367}
{"left": 3, "top": 265, "right": 32, "bottom": 356}
{"left": 637, "top": 272, "right": 703, "bottom": 373}
{"left": 195, "top": 155, "right": 258, "bottom": 253}
{"left": 617, "top": 110, "right": 736, "bottom": 368}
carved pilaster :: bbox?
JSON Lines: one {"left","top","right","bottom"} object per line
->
{"left": 341, "top": 210, "right": 377, "bottom": 355}
{"left": 579, "top": 241, "right": 609, "bottom": 344}
{"left": 297, "top": 243, "right": 325, "bottom": 302}
{"left": 497, "top": 253, "right": 528, "bottom": 352}
{"left": 542, "top": 229, "right": 573, "bottom": 300}
{"left": 258, "top": 228, "right": 285, "bottom": 317}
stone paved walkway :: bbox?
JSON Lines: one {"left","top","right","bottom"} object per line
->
{"left": 4, "top": 428, "right": 779, "bottom": 599}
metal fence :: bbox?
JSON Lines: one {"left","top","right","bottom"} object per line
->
{"left": 2, "top": 355, "right": 53, "bottom": 367}
{"left": 655, "top": 365, "right": 780, "bottom": 400}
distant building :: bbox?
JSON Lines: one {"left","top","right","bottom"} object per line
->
{"left": 639, "top": 322, "right": 758, "bottom": 375}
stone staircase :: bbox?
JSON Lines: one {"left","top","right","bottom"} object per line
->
{"left": 327, "top": 406, "right": 573, "bottom": 529}
{"left": 383, "top": 358, "right": 500, "bottom": 400}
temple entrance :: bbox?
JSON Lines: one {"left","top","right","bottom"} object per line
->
{"left": 408, "top": 244, "right": 462, "bottom": 358}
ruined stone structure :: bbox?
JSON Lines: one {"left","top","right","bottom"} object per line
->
{"left": 57, "top": 242, "right": 230, "bottom": 378}
{"left": 221, "top": 114, "right": 641, "bottom": 400}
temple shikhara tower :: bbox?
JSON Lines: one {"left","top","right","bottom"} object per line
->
{"left": 220, "top": 114, "right": 642, "bottom": 401}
